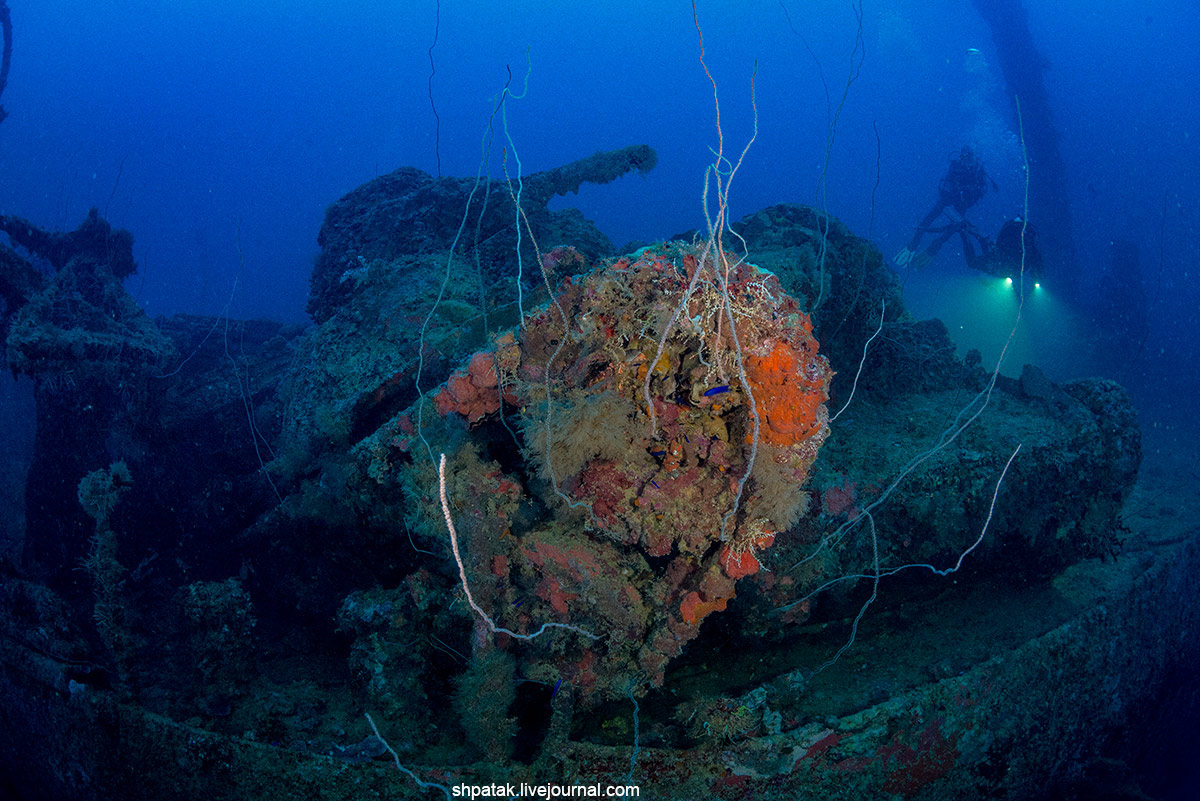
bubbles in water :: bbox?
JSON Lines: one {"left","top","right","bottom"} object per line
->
{"left": 960, "top": 47, "right": 1022, "bottom": 188}
{"left": 964, "top": 47, "right": 985, "bottom": 74}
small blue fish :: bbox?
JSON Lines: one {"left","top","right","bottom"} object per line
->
{"left": 703, "top": 385, "right": 730, "bottom": 397}
{"left": 551, "top": 678, "right": 563, "bottom": 700}
{"left": 651, "top": 480, "right": 660, "bottom": 489}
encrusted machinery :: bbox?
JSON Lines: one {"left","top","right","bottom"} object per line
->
{"left": 370, "top": 241, "right": 832, "bottom": 702}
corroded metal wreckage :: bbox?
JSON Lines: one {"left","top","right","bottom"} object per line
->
{"left": 0, "top": 150, "right": 1188, "bottom": 801}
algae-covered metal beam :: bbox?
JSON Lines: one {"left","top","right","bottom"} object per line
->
{"left": 308, "top": 145, "right": 658, "bottom": 322}
{"left": 0, "top": 208, "right": 138, "bottom": 278}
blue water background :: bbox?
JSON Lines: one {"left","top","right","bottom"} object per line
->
{"left": 1, "top": 1, "right": 1198, "bottom": 795}
{"left": 4, "top": 0, "right": 1196, "bottom": 470}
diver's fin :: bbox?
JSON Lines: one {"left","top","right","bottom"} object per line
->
{"left": 909, "top": 251, "right": 933, "bottom": 271}
{"left": 894, "top": 246, "right": 915, "bottom": 267}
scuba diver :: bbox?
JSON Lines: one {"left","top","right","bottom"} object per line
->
{"left": 903, "top": 216, "right": 1042, "bottom": 280}
{"left": 963, "top": 217, "right": 1042, "bottom": 280}
{"left": 895, "top": 145, "right": 996, "bottom": 267}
